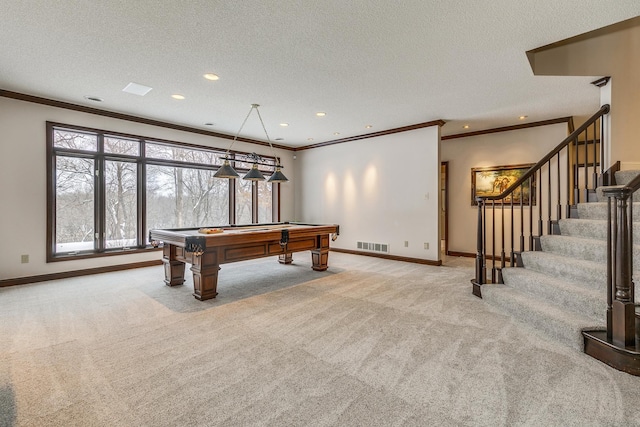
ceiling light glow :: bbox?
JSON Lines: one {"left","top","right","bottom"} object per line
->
{"left": 519, "top": 115, "right": 528, "bottom": 120}
{"left": 203, "top": 73, "right": 219, "bottom": 81}
{"left": 463, "top": 125, "right": 470, "bottom": 129}
{"left": 171, "top": 94, "right": 185, "bottom": 100}
{"left": 316, "top": 112, "right": 326, "bottom": 117}
{"left": 280, "top": 123, "right": 289, "bottom": 127}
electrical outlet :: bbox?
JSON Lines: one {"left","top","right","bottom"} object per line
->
{"left": 423, "top": 243, "right": 429, "bottom": 250}
{"left": 404, "top": 241, "right": 409, "bottom": 247}
{"left": 21, "top": 254, "right": 29, "bottom": 264}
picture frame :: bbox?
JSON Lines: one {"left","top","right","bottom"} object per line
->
{"left": 471, "top": 163, "right": 536, "bottom": 206}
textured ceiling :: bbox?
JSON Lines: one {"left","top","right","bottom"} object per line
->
{"left": 1, "top": 1, "right": 638, "bottom": 147}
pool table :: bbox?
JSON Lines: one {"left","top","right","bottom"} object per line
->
{"left": 149, "top": 222, "right": 340, "bottom": 300}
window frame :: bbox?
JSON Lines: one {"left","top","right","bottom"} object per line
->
{"left": 46, "top": 122, "right": 280, "bottom": 262}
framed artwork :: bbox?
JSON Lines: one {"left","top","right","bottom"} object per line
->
{"left": 471, "top": 163, "right": 535, "bottom": 206}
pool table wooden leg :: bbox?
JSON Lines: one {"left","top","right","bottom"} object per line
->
{"left": 311, "top": 249, "right": 329, "bottom": 271}
{"left": 311, "top": 235, "right": 331, "bottom": 271}
{"left": 190, "top": 251, "right": 220, "bottom": 301}
{"left": 278, "top": 253, "right": 293, "bottom": 264}
{"left": 162, "top": 244, "right": 186, "bottom": 286}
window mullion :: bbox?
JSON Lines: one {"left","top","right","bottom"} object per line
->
{"left": 139, "top": 139, "right": 146, "bottom": 247}
{"left": 252, "top": 181, "right": 258, "bottom": 223}
{"left": 95, "top": 135, "right": 105, "bottom": 252}
{"left": 229, "top": 178, "right": 236, "bottom": 225}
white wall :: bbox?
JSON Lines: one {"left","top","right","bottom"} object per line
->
{"left": 441, "top": 123, "right": 568, "bottom": 255}
{"left": 294, "top": 126, "right": 441, "bottom": 261}
{"left": 0, "top": 97, "right": 295, "bottom": 280}
{"left": 529, "top": 19, "right": 640, "bottom": 165}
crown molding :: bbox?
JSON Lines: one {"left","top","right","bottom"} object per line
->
{"left": 0, "top": 89, "right": 294, "bottom": 151}
{"left": 442, "top": 117, "right": 572, "bottom": 140}
{"left": 295, "top": 119, "right": 446, "bottom": 151}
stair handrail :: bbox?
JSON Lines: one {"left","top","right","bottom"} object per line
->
{"left": 472, "top": 104, "right": 611, "bottom": 296}
{"left": 478, "top": 104, "right": 610, "bottom": 202}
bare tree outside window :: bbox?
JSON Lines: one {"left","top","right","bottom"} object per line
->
{"left": 48, "top": 123, "right": 278, "bottom": 260}
{"left": 55, "top": 156, "right": 95, "bottom": 253}
{"left": 258, "top": 180, "right": 273, "bottom": 223}
{"left": 236, "top": 179, "right": 253, "bottom": 224}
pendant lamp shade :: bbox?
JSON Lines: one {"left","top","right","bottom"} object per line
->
{"left": 268, "top": 166, "right": 288, "bottom": 183}
{"left": 213, "top": 159, "right": 240, "bottom": 179}
{"left": 243, "top": 164, "right": 266, "bottom": 181}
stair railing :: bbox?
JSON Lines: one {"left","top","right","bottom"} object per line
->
{"left": 601, "top": 175, "right": 639, "bottom": 348}
{"left": 472, "top": 104, "right": 610, "bottom": 297}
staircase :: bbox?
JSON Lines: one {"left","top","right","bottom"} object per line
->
{"left": 482, "top": 170, "right": 640, "bottom": 353}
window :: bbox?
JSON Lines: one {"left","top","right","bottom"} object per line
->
{"left": 47, "top": 123, "right": 279, "bottom": 261}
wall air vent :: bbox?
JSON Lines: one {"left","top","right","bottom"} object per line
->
{"left": 356, "top": 241, "right": 389, "bottom": 253}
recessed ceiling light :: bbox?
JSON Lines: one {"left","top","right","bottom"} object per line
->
{"left": 122, "top": 82, "right": 152, "bottom": 96}
{"left": 307, "top": 138, "right": 314, "bottom": 141}
{"left": 84, "top": 95, "right": 103, "bottom": 102}
{"left": 333, "top": 132, "right": 340, "bottom": 135}
{"left": 203, "top": 73, "right": 219, "bottom": 81}
{"left": 316, "top": 112, "right": 326, "bottom": 117}
{"left": 519, "top": 115, "right": 528, "bottom": 120}
{"left": 463, "top": 125, "right": 470, "bottom": 129}
{"left": 171, "top": 94, "right": 185, "bottom": 100}
{"left": 365, "top": 125, "right": 372, "bottom": 129}
{"left": 280, "top": 123, "right": 289, "bottom": 127}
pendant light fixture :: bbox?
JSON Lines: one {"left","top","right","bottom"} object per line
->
{"left": 213, "top": 104, "right": 289, "bottom": 183}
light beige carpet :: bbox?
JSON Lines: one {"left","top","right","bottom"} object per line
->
{"left": 1, "top": 252, "right": 638, "bottom": 426}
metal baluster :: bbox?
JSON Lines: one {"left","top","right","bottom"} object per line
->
{"left": 538, "top": 166, "right": 543, "bottom": 245}
{"left": 510, "top": 193, "right": 515, "bottom": 267}
{"left": 475, "top": 199, "right": 485, "bottom": 288}
{"left": 529, "top": 176, "right": 533, "bottom": 251}
{"left": 574, "top": 138, "right": 579, "bottom": 204}
{"left": 501, "top": 197, "right": 505, "bottom": 276}
{"left": 547, "top": 160, "right": 552, "bottom": 234}
{"left": 584, "top": 132, "right": 590, "bottom": 201}
{"left": 600, "top": 116, "right": 605, "bottom": 176}
{"left": 491, "top": 200, "right": 496, "bottom": 283}
{"left": 567, "top": 144, "right": 572, "bottom": 217}
{"left": 556, "top": 154, "right": 561, "bottom": 223}
{"left": 483, "top": 201, "right": 487, "bottom": 284}
{"left": 592, "top": 121, "right": 598, "bottom": 189}
{"left": 607, "top": 195, "right": 613, "bottom": 339}
{"left": 520, "top": 183, "right": 524, "bottom": 252}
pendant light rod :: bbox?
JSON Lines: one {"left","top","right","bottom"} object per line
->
{"left": 222, "top": 104, "right": 256, "bottom": 158}
{"left": 214, "top": 104, "right": 289, "bottom": 182}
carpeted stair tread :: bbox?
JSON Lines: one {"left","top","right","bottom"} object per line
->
{"left": 615, "top": 170, "right": 640, "bottom": 185}
{"left": 539, "top": 234, "right": 640, "bottom": 264}
{"left": 558, "top": 218, "right": 640, "bottom": 244}
{"left": 519, "top": 251, "right": 607, "bottom": 290}
{"left": 501, "top": 267, "right": 605, "bottom": 322}
{"left": 577, "top": 201, "right": 640, "bottom": 221}
{"left": 482, "top": 284, "right": 605, "bottom": 352}
{"left": 596, "top": 170, "right": 640, "bottom": 202}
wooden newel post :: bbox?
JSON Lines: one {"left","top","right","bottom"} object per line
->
{"left": 473, "top": 198, "right": 485, "bottom": 297}
{"left": 612, "top": 190, "right": 636, "bottom": 347}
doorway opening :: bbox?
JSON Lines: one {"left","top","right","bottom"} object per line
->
{"left": 440, "top": 162, "right": 448, "bottom": 257}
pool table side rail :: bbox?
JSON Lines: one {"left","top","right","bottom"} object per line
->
{"left": 149, "top": 223, "right": 339, "bottom": 250}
